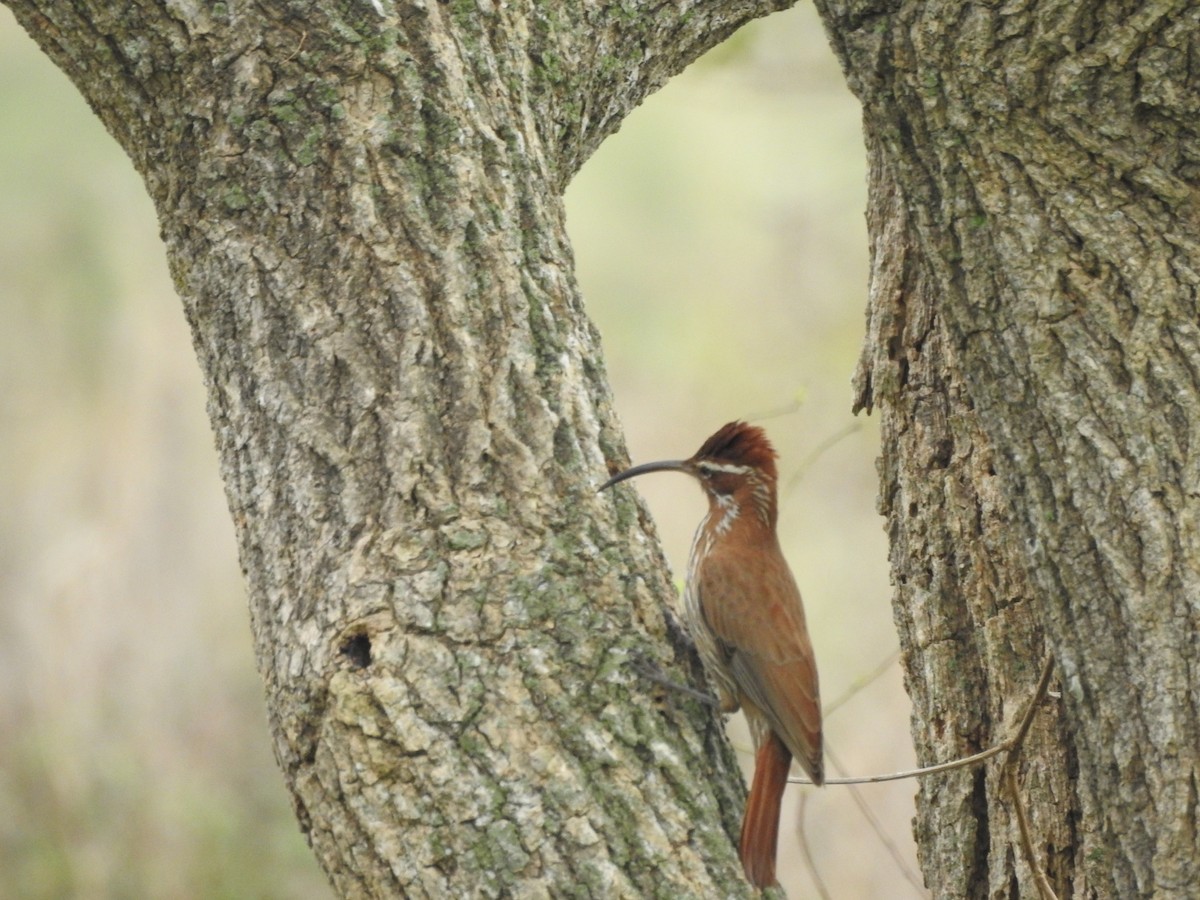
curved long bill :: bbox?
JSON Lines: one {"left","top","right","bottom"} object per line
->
{"left": 598, "top": 459, "right": 691, "bottom": 492}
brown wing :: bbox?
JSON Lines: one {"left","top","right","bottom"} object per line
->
{"left": 699, "top": 541, "right": 823, "bottom": 783}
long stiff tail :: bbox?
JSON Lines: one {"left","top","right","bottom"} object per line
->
{"left": 739, "top": 732, "right": 792, "bottom": 888}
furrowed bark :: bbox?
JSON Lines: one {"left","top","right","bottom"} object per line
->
{"left": 4, "top": 1, "right": 797, "bottom": 894}
{"left": 817, "top": 1, "right": 1200, "bottom": 896}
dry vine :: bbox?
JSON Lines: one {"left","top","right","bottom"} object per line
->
{"left": 792, "top": 655, "right": 1058, "bottom": 895}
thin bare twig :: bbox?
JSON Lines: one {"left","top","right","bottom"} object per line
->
{"left": 1004, "top": 765, "right": 1060, "bottom": 900}
{"left": 795, "top": 793, "right": 834, "bottom": 900}
{"left": 789, "top": 742, "right": 1009, "bottom": 786}
{"left": 824, "top": 649, "right": 902, "bottom": 717}
{"left": 785, "top": 422, "right": 863, "bottom": 495}
{"left": 749, "top": 397, "right": 805, "bottom": 423}
{"left": 825, "top": 743, "right": 928, "bottom": 897}
{"left": 283, "top": 30, "right": 307, "bottom": 62}
{"left": 1002, "top": 656, "right": 1060, "bottom": 900}
{"left": 1006, "top": 656, "right": 1056, "bottom": 753}
{"left": 789, "top": 655, "right": 1056, "bottom": 786}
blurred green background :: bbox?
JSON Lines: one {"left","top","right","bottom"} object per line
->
{"left": 0, "top": 6, "right": 920, "bottom": 898}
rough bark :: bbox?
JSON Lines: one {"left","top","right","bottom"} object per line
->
{"left": 3, "top": 1, "right": 797, "bottom": 896}
{"left": 815, "top": 1, "right": 1200, "bottom": 897}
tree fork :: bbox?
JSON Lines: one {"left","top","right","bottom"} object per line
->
{"left": 3, "top": 1, "right": 800, "bottom": 895}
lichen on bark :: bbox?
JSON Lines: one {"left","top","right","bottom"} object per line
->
{"left": 3, "top": 0, "right": 800, "bottom": 895}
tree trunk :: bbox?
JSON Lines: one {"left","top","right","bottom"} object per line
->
{"left": 3, "top": 1, "right": 795, "bottom": 895}
{"left": 816, "top": 1, "right": 1200, "bottom": 897}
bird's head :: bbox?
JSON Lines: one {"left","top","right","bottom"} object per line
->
{"left": 599, "top": 421, "right": 779, "bottom": 521}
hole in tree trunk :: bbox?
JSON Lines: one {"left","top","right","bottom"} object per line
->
{"left": 340, "top": 633, "right": 373, "bottom": 669}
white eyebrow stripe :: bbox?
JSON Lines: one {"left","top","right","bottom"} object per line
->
{"left": 696, "top": 460, "right": 752, "bottom": 475}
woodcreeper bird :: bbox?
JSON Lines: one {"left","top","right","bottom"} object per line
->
{"left": 600, "top": 422, "right": 823, "bottom": 888}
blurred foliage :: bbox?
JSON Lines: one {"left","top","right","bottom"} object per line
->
{"left": 0, "top": 5, "right": 920, "bottom": 898}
